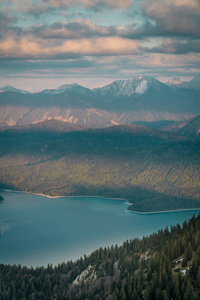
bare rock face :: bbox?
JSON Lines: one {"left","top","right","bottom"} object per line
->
{"left": 73, "top": 265, "right": 97, "bottom": 286}
{"left": 0, "top": 76, "right": 199, "bottom": 128}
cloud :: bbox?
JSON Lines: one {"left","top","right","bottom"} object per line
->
{"left": 122, "top": 0, "right": 200, "bottom": 40}
{"left": 23, "top": 20, "right": 118, "bottom": 39}
{"left": 1, "top": 52, "right": 200, "bottom": 84}
{"left": 136, "top": 53, "right": 200, "bottom": 69}
{"left": 43, "top": 0, "right": 133, "bottom": 10}
{"left": 117, "top": 0, "right": 200, "bottom": 57}
{"left": 0, "top": 36, "right": 139, "bottom": 59}
{"left": 4, "top": 0, "right": 133, "bottom": 16}
{"left": 1, "top": 0, "right": 200, "bottom": 89}
{"left": 0, "top": 10, "right": 18, "bottom": 37}
{"left": 140, "top": 39, "right": 200, "bottom": 55}
{"left": 144, "top": 0, "right": 200, "bottom": 37}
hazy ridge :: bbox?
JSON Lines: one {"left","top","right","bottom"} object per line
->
{"left": 0, "top": 76, "right": 199, "bottom": 128}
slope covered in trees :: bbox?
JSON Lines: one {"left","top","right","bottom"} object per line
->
{"left": 0, "top": 121, "right": 199, "bottom": 212}
{"left": 0, "top": 214, "right": 200, "bottom": 299}
{"left": 160, "top": 115, "right": 200, "bottom": 138}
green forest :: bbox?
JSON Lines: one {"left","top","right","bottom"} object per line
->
{"left": 0, "top": 214, "right": 200, "bottom": 299}
{"left": 0, "top": 123, "right": 199, "bottom": 212}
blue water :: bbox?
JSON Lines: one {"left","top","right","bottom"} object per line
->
{"left": 0, "top": 190, "right": 199, "bottom": 267}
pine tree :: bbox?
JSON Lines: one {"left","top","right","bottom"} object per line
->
{"left": 187, "top": 242, "right": 193, "bottom": 261}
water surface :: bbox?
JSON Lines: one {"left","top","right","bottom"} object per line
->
{"left": 0, "top": 190, "right": 199, "bottom": 267}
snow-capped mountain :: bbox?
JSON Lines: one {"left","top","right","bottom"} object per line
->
{"left": 171, "top": 75, "right": 200, "bottom": 91}
{"left": 165, "top": 77, "right": 182, "bottom": 86}
{"left": 41, "top": 83, "right": 93, "bottom": 96}
{"left": 0, "top": 85, "right": 30, "bottom": 94}
{"left": 41, "top": 83, "right": 79, "bottom": 94}
{"left": 58, "top": 83, "right": 79, "bottom": 90}
{"left": 93, "top": 76, "right": 168, "bottom": 97}
{"left": 189, "top": 76, "right": 200, "bottom": 88}
{"left": 0, "top": 76, "right": 199, "bottom": 128}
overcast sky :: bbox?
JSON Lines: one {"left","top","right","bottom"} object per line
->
{"left": 0, "top": 0, "right": 200, "bottom": 91}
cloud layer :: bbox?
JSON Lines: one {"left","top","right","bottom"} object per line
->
{"left": 0, "top": 0, "right": 199, "bottom": 90}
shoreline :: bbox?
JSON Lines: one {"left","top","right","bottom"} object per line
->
{"left": 1, "top": 189, "right": 200, "bottom": 215}
{"left": 128, "top": 207, "right": 200, "bottom": 215}
{"left": 0, "top": 189, "right": 127, "bottom": 201}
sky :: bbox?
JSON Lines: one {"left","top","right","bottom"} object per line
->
{"left": 0, "top": 0, "right": 200, "bottom": 91}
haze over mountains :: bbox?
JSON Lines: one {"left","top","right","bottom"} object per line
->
{"left": 0, "top": 76, "right": 200, "bottom": 128}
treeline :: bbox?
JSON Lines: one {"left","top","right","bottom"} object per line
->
{"left": 0, "top": 214, "right": 200, "bottom": 299}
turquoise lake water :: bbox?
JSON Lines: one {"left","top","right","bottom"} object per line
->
{"left": 0, "top": 190, "right": 199, "bottom": 267}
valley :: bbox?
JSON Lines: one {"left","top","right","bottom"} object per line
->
{"left": 0, "top": 76, "right": 199, "bottom": 211}
{"left": 1, "top": 0, "right": 200, "bottom": 298}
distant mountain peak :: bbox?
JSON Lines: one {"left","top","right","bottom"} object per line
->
{"left": 190, "top": 75, "right": 200, "bottom": 85}
{"left": 41, "top": 82, "right": 92, "bottom": 95}
{"left": 1, "top": 85, "right": 16, "bottom": 90}
{"left": 0, "top": 85, "right": 29, "bottom": 93}
{"left": 93, "top": 76, "right": 167, "bottom": 97}
{"left": 172, "top": 76, "right": 181, "bottom": 81}
{"left": 165, "top": 77, "right": 182, "bottom": 86}
{"left": 136, "top": 75, "right": 153, "bottom": 80}
{"left": 93, "top": 76, "right": 151, "bottom": 97}
{"left": 58, "top": 83, "right": 79, "bottom": 90}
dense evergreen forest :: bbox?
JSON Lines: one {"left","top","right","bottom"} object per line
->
{"left": 0, "top": 122, "right": 200, "bottom": 212}
{"left": 0, "top": 214, "right": 200, "bottom": 299}
{"left": 0, "top": 195, "right": 3, "bottom": 202}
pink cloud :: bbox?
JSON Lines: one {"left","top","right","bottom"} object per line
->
{"left": 46, "top": 0, "right": 132, "bottom": 9}
{"left": 0, "top": 36, "right": 139, "bottom": 58}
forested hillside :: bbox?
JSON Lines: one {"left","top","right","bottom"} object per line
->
{"left": 0, "top": 121, "right": 199, "bottom": 212}
{"left": 0, "top": 213, "right": 200, "bottom": 299}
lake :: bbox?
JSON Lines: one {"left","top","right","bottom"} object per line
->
{"left": 0, "top": 189, "right": 199, "bottom": 267}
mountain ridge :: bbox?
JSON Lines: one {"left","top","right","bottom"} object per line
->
{"left": 160, "top": 115, "right": 200, "bottom": 138}
{"left": 0, "top": 75, "right": 199, "bottom": 128}
{"left": 1, "top": 75, "right": 199, "bottom": 94}
{"left": 0, "top": 85, "right": 30, "bottom": 94}
{"left": 0, "top": 119, "right": 88, "bottom": 133}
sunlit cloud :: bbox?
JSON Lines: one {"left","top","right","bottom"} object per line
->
{"left": 0, "top": 34, "right": 139, "bottom": 59}
{"left": 0, "top": 0, "right": 199, "bottom": 89}
{"left": 45, "top": 0, "right": 133, "bottom": 9}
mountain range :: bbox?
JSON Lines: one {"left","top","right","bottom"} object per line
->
{"left": 169, "top": 75, "right": 200, "bottom": 91}
{"left": 0, "top": 76, "right": 199, "bottom": 212}
{"left": 0, "top": 76, "right": 199, "bottom": 128}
